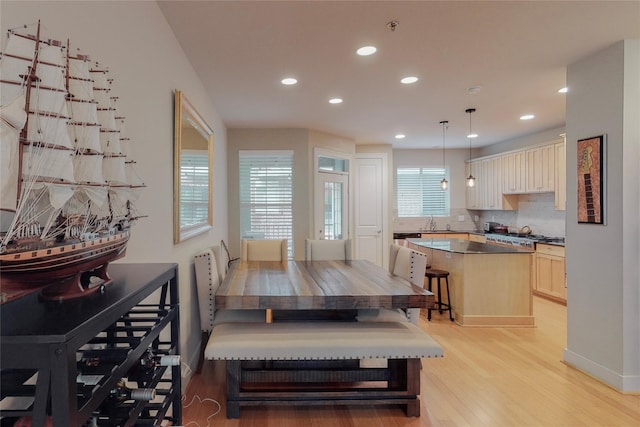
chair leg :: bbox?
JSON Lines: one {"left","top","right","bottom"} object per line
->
{"left": 445, "top": 276, "right": 454, "bottom": 321}
{"left": 437, "top": 278, "right": 443, "bottom": 314}
{"left": 426, "top": 277, "right": 432, "bottom": 321}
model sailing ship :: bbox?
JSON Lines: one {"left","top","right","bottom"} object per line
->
{"left": 0, "top": 22, "right": 145, "bottom": 302}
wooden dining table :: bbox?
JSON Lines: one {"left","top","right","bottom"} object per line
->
{"left": 215, "top": 259, "right": 434, "bottom": 311}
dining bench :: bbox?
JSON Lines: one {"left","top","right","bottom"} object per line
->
{"left": 204, "top": 320, "right": 444, "bottom": 418}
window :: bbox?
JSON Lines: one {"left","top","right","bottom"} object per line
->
{"left": 396, "top": 167, "right": 450, "bottom": 217}
{"left": 179, "top": 151, "right": 210, "bottom": 228}
{"left": 239, "top": 150, "right": 293, "bottom": 258}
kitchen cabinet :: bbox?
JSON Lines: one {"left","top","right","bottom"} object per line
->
{"left": 468, "top": 234, "right": 486, "bottom": 243}
{"left": 466, "top": 157, "right": 517, "bottom": 210}
{"left": 0, "top": 263, "right": 181, "bottom": 427}
{"left": 502, "top": 150, "right": 527, "bottom": 194}
{"left": 555, "top": 138, "right": 566, "bottom": 210}
{"left": 525, "top": 144, "right": 555, "bottom": 193}
{"left": 534, "top": 244, "right": 566, "bottom": 304}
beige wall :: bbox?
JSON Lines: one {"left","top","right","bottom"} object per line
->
{"left": 2, "top": 1, "right": 229, "bottom": 379}
{"left": 565, "top": 39, "right": 640, "bottom": 392}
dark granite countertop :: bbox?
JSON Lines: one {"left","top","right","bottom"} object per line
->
{"left": 407, "top": 238, "right": 533, "bottom": 254}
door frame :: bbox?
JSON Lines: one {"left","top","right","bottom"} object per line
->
{"left": 313, "top": 148, "right": 353, "bottom": 240}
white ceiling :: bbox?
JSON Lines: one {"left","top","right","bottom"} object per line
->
{"left": 158, "top": 1, "right": 639, "bottom": 149}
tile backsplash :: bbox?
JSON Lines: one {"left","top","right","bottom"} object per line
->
{"left": 393, "top": 193, "right": 566, "bottom": 237}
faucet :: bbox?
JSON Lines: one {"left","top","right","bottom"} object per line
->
{"left": 428, "top": 215, "right": 437, "bottom": 231}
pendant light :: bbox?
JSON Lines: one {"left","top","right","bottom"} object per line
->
{"left": 466, "top": 108, "right": 477, "bottom": 188}
{"left": 439, "top": 120, "right": 449, "bottom": 190}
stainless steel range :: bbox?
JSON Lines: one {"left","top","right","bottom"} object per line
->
{"left": 485, "top": 234, "right": 565, "bottom": 250}
{"left": 485, "top": 233, "right": 537, "bottom": 249}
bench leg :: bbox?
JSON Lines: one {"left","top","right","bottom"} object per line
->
{"left": 226, "top": 360, "right": 241, "bottom": 418}
{"left": 405, "top": 358, "right": 421, "bottom": 417}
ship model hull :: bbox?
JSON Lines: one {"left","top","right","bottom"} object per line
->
{"left": 0, "top": 231, "right": 129, "bottom": 302}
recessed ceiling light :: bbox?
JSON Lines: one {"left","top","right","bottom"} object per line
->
{"left": 281, "top": 77, "right": 297, "bottom": 85}
{"left": 395, "top": 134, "right": 406, "bottom": 139}
{"left": 467, "top": 133, "right": 478, "bottom": 139}
{"left": 356, "top": 46, "right": 377, "bottom": 56}
{"left": 558, "top": 87, "right": 568, "bottom": 93}
{"left": 329, "top": 98, "right": 343, "bottom": 104}
{"left": 467, "top": 85, "right": 483, "bottom": 95}
{"left": 400, "top": 76, "right": 418, "bottom": 84}
{"left": 520, "top": 114, "right": 535, "bottom": 120}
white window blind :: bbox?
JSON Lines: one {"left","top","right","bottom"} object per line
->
{"left": 180, "top": 151, "right": 210, "bottom": 227}
{"left": 239, "top": 150, "right": 293, "bottom": 258}
{"left": 396, "top": 167, "right": 450, "bottom": 217}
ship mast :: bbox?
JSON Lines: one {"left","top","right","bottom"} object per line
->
{"left": 15, "top": 20, "right": 42, "bottom": 207}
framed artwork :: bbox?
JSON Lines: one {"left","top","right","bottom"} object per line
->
{"left": 577, "top": 135, "right": 606, "bottom": 224}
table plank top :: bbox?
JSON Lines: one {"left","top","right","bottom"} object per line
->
{"left": 215, "top": 260, "right": 434, "bottom": 310}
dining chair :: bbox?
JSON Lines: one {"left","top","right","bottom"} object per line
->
{"left": 241, "top": 238, "right": 288, "bottom": 262}
{"left": 304, "top": 238, "right": 352, "bottom": 261}
{"left": 357, "top": 244, "right": 428, "bottom": 325}
{"left": 194, "top": 248, "right": 266, "bottom": 369}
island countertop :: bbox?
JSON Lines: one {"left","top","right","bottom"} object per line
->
{"left": 407, "top": 238, "right": 532, "bottom": 254}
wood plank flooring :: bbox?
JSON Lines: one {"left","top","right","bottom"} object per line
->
{"left": 181, "top": 297, "right": 640, "bottom": 426}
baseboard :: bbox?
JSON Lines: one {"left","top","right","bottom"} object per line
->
{"left": 181, "top": 339, "right": 201, "bottom": 394}
{"left": 563, "top": 348, "right": 640, "bottom": 393}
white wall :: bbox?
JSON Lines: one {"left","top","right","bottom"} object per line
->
{"left": 564, "top": 39, "right": 640, "bottom": 392}
{"left": 2, "top": 1, "right": 229, "bottom": 381}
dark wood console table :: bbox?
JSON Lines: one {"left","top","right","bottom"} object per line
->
{"left": 0, "top": 263, "right": 181, "bottom": 427}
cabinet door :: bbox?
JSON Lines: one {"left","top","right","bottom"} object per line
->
{"left": 536, "top": 254, "right": 566, "bottom": 301}
{"left": 526, "top": 145, "right": 555, "bottom": 192}
{"left": 502, "top": 150, "right": 526, "bottom": 194}
{"left": 555, "top": 141, "right": 566, "bottom": 210}
{"left": 483, "top": 157, "right": 502, "bottom": 209}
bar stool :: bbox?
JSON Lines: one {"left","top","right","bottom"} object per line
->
{"left": 425, "top": 269, "right": 454, "bottom": 321}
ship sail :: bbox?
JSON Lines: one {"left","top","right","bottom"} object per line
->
{"left": 0, "top": 22, "right": 145, "bottom": 301}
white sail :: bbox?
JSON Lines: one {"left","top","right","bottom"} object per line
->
{"left": 0, "top": 94, "right": 27, "bottom": 211}
{"left": 23, "top": 145, "right": 75, "bottom": 182}
{"left": 103, "top": 155, "right": 127, "bottom": 184}
{"left": 73, "top": 153, "right": 105, "bottom": 184}
{"left": 68, "top": 123, "right": 101, "bottom": 152}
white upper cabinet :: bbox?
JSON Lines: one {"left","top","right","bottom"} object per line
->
{"left": 502, "top": 150, "right": 526, "bottom": 194}
{"left": 525, "top": 144, "right": 555, "bottom": 193}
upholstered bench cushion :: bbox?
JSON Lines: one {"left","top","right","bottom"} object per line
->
{"left": 205, "top": 321, "right": 443, "bottom": 361}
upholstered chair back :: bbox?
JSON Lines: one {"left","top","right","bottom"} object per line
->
{"left": 389, "top": 244, "right": 428, "bottom": 287}
{"left": 211, "top": 243, "right": 228, "bottom": 283}
{"left": 304, "top": 239, "right": 352, "bottom": 261}
{"left": 195, "top": 248, "right": 267, "bottom": 332}
{"left": 241, "top": 239, "right": 288, "bottom": 261}
{"left": 388, "top": 244, "right": 428, "bottom": 324}
{"left": 194, "top": 248, "right": 220, "bottom": 332}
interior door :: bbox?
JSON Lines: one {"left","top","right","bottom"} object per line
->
{"left": 315, "top": 173, "right": 348, "bottom": 240}
{"left": 354, "top": 154, "right": 387, "bottom": 267}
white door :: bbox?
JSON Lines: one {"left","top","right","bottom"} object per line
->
{"left": 315, "top": 173, "right": 349, "bottom": 240}
{"left": 354, "top": 154, "right": 387, "bottom": 267}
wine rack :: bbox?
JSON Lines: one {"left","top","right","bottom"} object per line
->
{"left": 0, "top": 263, "right": 181, "bottom": 427}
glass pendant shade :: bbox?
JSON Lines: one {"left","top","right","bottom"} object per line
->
{"left": 441, "top": 178, "right": 449, "bottom": 189}
{"left": 466, "top": 175, "right": 476, "bottom": 187}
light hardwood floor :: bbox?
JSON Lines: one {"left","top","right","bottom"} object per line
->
{"left": 182, "top": 297, "right": 640, "bottom": 426}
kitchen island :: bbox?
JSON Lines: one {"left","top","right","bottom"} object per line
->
{"left": 407, "top": 238, "right": 534, "bottom": 327}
